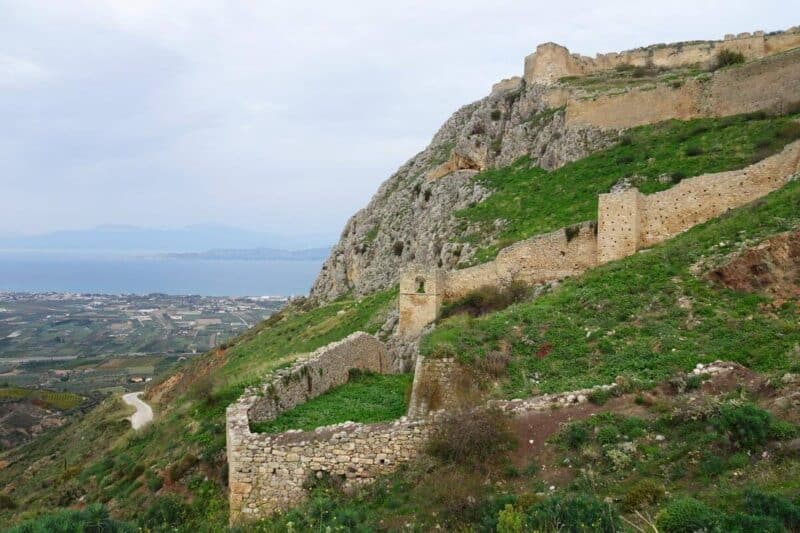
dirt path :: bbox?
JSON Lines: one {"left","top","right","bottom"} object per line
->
{"left": 122, "top": 391, "right": 153, "bottom": 430}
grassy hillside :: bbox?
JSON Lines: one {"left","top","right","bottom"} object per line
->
{"left": 426, "top": 180, "right": 800, "bottom": 397}
{"left": 0, "top": 290, "right": 396, "bottom": 530}
{"left": 457, "top": 112, "right": 800, "bottom": 263}
{"left": 250, "top": 172, "right": 800, "bottom": 533}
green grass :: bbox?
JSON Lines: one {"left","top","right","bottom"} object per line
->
{"left": 0, "top": 387, "right": 83, "bottom": 410}
{"left": 0, "top": 290, "right": 398, "bottom": 530}
{"left": 221, "top": 288, "right": 397, "bottom": 383}
{"left": 425, "top": 180, "right": 800, "bottom": 397}
{"left": 250, "top": 372, "right": 413, "bottom": 433}
{"left": 457, "top": 112, "right": 800, "bottom": 264}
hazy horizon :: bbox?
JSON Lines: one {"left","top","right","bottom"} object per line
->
{"left": 3, "top": 1, "right": 799, "bottom": 239}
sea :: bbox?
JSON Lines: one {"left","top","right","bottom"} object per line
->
{"left": 0, "top": 250, "right": 323, "bottom": 297}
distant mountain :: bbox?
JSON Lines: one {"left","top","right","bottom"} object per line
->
{"left": 163, "top": 247, "right": 330, "bottom": 261}
{"left": 0, "top": 225, "right": 332, "bottom": 253}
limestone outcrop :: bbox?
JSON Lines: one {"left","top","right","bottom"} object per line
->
{"left": 310, "top": 82, "right": 614, "bottom": 302}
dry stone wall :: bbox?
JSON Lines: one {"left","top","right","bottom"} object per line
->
{"left": 247, "top": 332, "right": 391, "bottom": 423}
{"left": 228, "top": 366, "right": 624, "bottom": 524}
{"left": 565, "top": 48, "right": 800, "bottom": 130}
{"left": 227, "top": 401, "right": 432, "bottom": 524}
{"left": 407, "top": 356, "right": 472, "bottom": 418}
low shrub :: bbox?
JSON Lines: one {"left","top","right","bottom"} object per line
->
{"left": 744, "top": 487, "right": 800, "bottom": 530}
{"left": 168, "top": 452, "right": 199, "bottom": 482}
{"left": 497, "top": 504, "right": 524, "bottom": 533}
{"left": 596, "top": 425, "right": 620, "bottom": 445}
{"left": 698, "top": 453, "right": 726, "bottom": 479}
{"left": 525, "top": 493, "right": 621, "bottom": 533}
{"left": 440, "top": 282, "right": 530, "bottom": 319}
{"left": 588, "top": 388, "right": 613, "bottom": 406}
{"left": 776, "top": 121, "right": 800, "bottom": 141}
{"left": 491, "top": 109, "right": 502, "bottom": 121}
{"left": 417, "top": 466, "right": 488, "bottom": 523}
{"left": 622, "top": 478, "right": 666, "bottom": 511}
{"left": 139, "top": 495, "right": 189, "bottom": 530}
{"left": 714, "top": 403, "right": 772, "bottom": 449}
{"left": 145, "top": 470, "right": 164, "bottom": 492}
{"left": 562, "top": 423, "right": 590, "bottom": 449}
{"left": 427, "top": 408, "right": 516, "bottom": 466}
{"left": 656, "top": 497, "right": 718, "bottom": 533}
{"left": 715, "top": 49, "right": 746, "bottom": 69}
{"left": 0, "top": 493, "right": 17, "bottom": 510}
{"left": 718, "top": 512, "right": 784, "bottom": 533}
{"left": 7, "top": 504, "right": 134, "bottom": 533}
{"left": 392, "top": 241, "right": 404, "bottom": 256}
{"left": 684, "top": 145, "right": 704, "bottom": 157}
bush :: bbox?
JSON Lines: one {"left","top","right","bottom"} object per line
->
{"left": 744, "top": 487, "right": 800, "bottom": 530}
{"left": 588, "top": 388, "right": 613, "bottom": 406}
{"left": 145, "top": 470, "right": 164, "bottom": 492}
{"left": 685, "top": 374, "right": 703, "bottom": 390}
{"left": 168, "top": 452, "right": 199, "bottom": 482}
{"left": 139, "top": 495, "right": 189, "bottom": 530}
{"left": 562, "top": 423, "right": 590, "bottom": 449}
{"left": 699, "top": 453, "right": 726, "bottom": 479}
{"left": 417, "top": 466, "right": 489, "bottom": 523}
{"left": 715, "top": 49, "right": 746, "bottom": 69}
{"left": 718, "top": 512, "right": 785, "bottom": 533}
{"left": 8, "top": 504, "right": 134, "bottom": 533}
{"left": 714, "top": 403, "right": 772, "bottom": 449}
{"left": 656, "top": 497, "right": 718, "bottom": 533}
{"left": 525, "top": 494, "right": 621, "bottom": 533}
{"left": 392, "top": 241, "right": 404, "bottom": 256}
{"left": 491, "top": 109, "right": 502, "bottom": 121}
{"left": 684, "top": 145, "right": 704, "bottom": 157}
{"left": 440, "top": 282, "right": 530, "bottom": 319}
{"left": 0, "top": 493, "right": 16, "bottom": 510}
{"left": 497, "top": 504, "right": 524, "bottom": 533}
{"left": 776, "top": 121, "right": 800, "bottom": 141}
{"left": 596, "top": 425, "right": 620, "bottom": 445}
{"left": 622, "top": 479, "right": 666, "bottom": 511}
{"left": 427, "top": 408, "right": 516, "bottom": 465}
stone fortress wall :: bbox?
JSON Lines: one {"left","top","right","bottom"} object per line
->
{"left": 444, "top": 222, "right": 598, "bottom": 301}
{"left": 564, "top": 47, "right": 800, "bottom": 130}
{"left": 598, "top": 141, "right": 800, "bottom": 262}
{"left": 399, "top": 140, "right": 800, "bottom": 337}
{"left": 227, "top": 332, "right": 397, "bottom": 522}
{"left": 524, "top": 27, "right": 800, "bottom": 84}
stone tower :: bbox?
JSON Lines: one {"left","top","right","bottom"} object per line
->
{"left": 397, "top": 265, "right": 444, "bottom": 338}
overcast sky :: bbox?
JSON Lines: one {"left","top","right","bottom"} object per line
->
{"left": 2, "top": 1, "right": 797, "bottom": 241}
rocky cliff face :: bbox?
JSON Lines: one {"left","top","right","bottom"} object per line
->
{"left": 310, "top": 80, "right": 617, "bottom": 301}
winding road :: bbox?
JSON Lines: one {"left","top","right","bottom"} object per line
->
{"left": 122, "top": 391, "right": 153, "bottom": 430}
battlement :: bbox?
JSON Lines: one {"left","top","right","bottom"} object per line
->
{"left": 523, "top": 26, "right": 800, "bottom": 84}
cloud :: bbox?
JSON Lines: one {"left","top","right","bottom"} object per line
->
{"left": 0, "top": 0, "right": 797, "bottom": 239}
{"left": 0, "top": 55, "right": 49, "bottom": 88}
